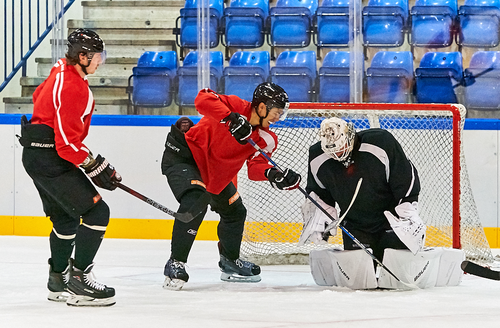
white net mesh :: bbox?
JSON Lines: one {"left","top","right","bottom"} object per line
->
{"left": 237, "top": 103, "right": 493, "bottom": 265}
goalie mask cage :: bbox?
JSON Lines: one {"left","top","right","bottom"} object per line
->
{"left": 237, "top": 103, "right": 494, "bottom": 265}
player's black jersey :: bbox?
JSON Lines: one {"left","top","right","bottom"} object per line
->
{"left": 306, "top": 128, "right": 420, "bottom": 233}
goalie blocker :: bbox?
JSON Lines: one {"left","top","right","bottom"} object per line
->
{"left": 310, "top": 247, "right": 464, "bottom": 290}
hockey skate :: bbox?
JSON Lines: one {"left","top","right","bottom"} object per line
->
{"left": 66, "top": 260, "right": 115, "bottom": 307}
{"left": 163, "top": 258, "right": 189, "bottom": 290}
{"left": 47, "top": 259, "right": 70, "bottom": 302}
{"left": 218, "top": 254, "right": 261, "bottom": 283}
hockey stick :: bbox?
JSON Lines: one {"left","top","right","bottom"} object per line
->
{"left": 247, "top": 139, "right": 415, "bottom": 288}
{"left": 461, "top": 260, "right": 500, "bottom": 281}
{"left": 115, "top": 182, "right": 194, "bottom": 223}
{"left": 322, "top": 177, "right": 363, "bottom": 239}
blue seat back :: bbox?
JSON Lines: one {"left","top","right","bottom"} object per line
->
{"left": 410, "top": 0, "right": 458, "bottom": 47}
{"left": 362, "top": 0, "right": 408, "bottom": 47}
{"left": 269, "top": 0, "right": 318, "bottom": 47}
{"left": 464, "top": 51, "right": 500, "bottom": 109}
{"left": 415, "top": 51, "right": 462, "bottom": 103}
{"left": 316, "top": 0, "right": 350, "bottom": 46}
{"left": 223, "top": 0, "right": 269, "bottom": 48}
{"left": 458, "top": 0, "right": 500, "bottom": 47}
{"left": 177, "top": 51, "right": 224, "bottom": 106}
{"left": 366, "top": 51, "right": 413, "bottom": 103}
{"left": 319, "top": 51, "right": 350, "bottom": 102}
{"left": 132, "top": 51, "right": 177, "bottom": 107}
{"left": 179, "top": 0, "right": 223, "bottom": 49}
{"left": 223, "top": 51, "right": 270, "bottom": 101}
{"left": 271, "top": 51, "right": 317, "bottom": 102}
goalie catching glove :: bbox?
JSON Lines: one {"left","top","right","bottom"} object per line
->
{"left": 81, "top": 154, "right": 122, "bottom": 191}
{"left": 298, "top": 192, "right": 339, "bottom": 245}
{"left": 265, "top": 167, "right": 301, "bottom": 190}
{"left": 221, "top": 112, "right": 252, "bottom": 145}
{"left": 384, "top": 202, "right": 426, "bottom": 255}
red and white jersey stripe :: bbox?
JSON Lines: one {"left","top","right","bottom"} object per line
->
{"left": 31, "top": 58, "right": 94, "bottom": 166}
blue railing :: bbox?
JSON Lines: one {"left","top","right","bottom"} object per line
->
{"left": 1, "top": 0, "right": 75, "bottom": 93}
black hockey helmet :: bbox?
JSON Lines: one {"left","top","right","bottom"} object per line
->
{"left": 67, "top": 28, "right": 104, "bottom": 58}
{"left": 251, "top": 82, "right": 290, "bottom": 122}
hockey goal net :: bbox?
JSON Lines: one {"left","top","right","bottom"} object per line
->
{"left": 237, "top": 103, "right": 494, "bottom": 265}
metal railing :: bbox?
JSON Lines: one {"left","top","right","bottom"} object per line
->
{"left": 1, "top": 0, "right": 75, "bottom": 93}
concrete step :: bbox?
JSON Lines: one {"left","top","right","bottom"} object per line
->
{"left": 36, "top": 57, "right": 141, "bottom": 78}
{"left": 67, "top": 19, "right": 177, "bottom": 41}
{"left": 3, "top": 97, "right": 130, "bottom": 115}
{"left": 82, "top": 1, "right": 184, "bottom": 21}
{"left": 20, "top": 76, "right": 130, "bottom": 99}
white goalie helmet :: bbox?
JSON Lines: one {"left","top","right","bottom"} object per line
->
{"left": 319, "top": 117, "right": 356, "bottom": 162}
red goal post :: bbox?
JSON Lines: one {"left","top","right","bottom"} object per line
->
{"left": 237, "top": 102, "right": 493, "bottom": 265}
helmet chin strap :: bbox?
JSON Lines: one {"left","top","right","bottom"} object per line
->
{"left": 256, "top": 102, "right": 272, "bottom": 126}
{"left": 78, "top": 55, "right": 91, "bottom": 75}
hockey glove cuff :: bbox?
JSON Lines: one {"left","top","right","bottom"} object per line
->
{"left": 265, "top": 167, "right": 301, "bottom": 190}
{"left": 81, "top": 154, "right": 122, "bottom": 191}
{"left": 221, "top": 112, "right": 252, "bottom": 145}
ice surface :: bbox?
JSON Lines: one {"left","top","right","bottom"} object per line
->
{"left": 1, "top": 236, "right": 500, "bottom": 328}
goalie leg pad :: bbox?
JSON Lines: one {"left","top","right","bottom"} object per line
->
{"left": 378, "top": 248, "right": 443, "bottom": 289}
{"left": 310, "top": 248, "right": 377, "bottom": 289}
{"left": 436, "top": 248, "right": 465, "bottom": 287}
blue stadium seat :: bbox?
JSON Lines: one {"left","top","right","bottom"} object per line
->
{"left": 175, "top": 0, "right": 224, "bottom": 60}
{"left": 463, "top": 51, "right": 500, "bottom": 110}
{"left": 318, "top": 51, "right": 350, "bottom": 102}
{"left": 314, "top": 0, "right": 350, "bottom": 48}
{"left": 415, "top": 51, "right": 463, "bottom": 103}
{"left": 176, "top": 51, "right": 224, "bottom": 107}
{"left": 222, "top": 0, "right": 269, "bottom": 51}
{"left": 270, "top": 50, "right": 317, "bottom": 102}
{"left": 128, "top": 51, "right": 177, "bottom": 112}
{"left": 223, "top": 51, "right": 270, "bottom": 101}
{"left": 268, "top": 0, "right": 318, "bottom": 52}
{"left": 457, "top": 0, "right": 500, "bottom": 49}
{"left": 363, "top": 0, "right": 408, "bottom": 47}
{"left": 410, "top": 0, "right": 458, "bottom": 48}
{"left": 366, "top": 51, "right": 413, "bottom": 103}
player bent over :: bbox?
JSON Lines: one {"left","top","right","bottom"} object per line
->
{"left": 19, "top": 29, "right": 120, "bottom": 306}
{"left": 161, "top": 83, "right": 301, "bottom": 290}
{"left": 300, "top": 118, "right": 465, "bottom": 289}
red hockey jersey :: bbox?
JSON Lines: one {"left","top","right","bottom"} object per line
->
{"left": 186, "top": 89, "right": 277, "bottom": 194}
{"left": 30, "top": 58, "right": 94, "bottom": 166}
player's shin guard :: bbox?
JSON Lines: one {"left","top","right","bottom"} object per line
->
{"left": 66, "top": 259, "right": 115, "bottom": 307}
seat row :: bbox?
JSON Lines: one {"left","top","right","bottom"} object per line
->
{"left": 175, "top": 0, "right": 500, "bottom": 59}
{"left": 127, "top": 50, "right": 500, "bottom": 112}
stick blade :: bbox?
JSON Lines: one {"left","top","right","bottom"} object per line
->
{"left": 461, "top": 261, "right": 500, "bottom": 281}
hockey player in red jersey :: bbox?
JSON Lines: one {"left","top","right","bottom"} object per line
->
{"left": 19, "top": 29, "right": 119, "bottom": 306}
{"left": 161, "top": 82, "right": 301, "bottom": 290}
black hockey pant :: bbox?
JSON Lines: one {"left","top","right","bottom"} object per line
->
{"left": 21, "top": 124, "right": 109, "bottom": 272}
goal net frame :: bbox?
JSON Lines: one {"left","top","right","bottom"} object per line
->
{"left": 237, "top": 102, "right": 493, "bottom": 265}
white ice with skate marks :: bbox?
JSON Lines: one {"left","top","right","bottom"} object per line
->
{"left": 1, "top": 236, "right": 500, "bottom": 328}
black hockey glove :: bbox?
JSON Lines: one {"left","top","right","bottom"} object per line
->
{"left": 82, "top": 154, "right": 122, "bottom": 191}
{"left": 265, "top": 167, "right": 301, "bottom": 190}
{"left": 222, "top": 112, "right": 252, "bottom": 145}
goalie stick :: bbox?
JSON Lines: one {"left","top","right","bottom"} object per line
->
{"left": 115, "top": 182, "right": 194, "bottom": 223}
{"left": 461, "top": 260, "right": 500, "bottom": 281}
{"left": 322, "top": 177, "right": 363, "bottom": 239}
{"left": 247, "top": 139, "right": 416, "bottom": 288}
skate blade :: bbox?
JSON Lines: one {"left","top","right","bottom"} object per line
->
{"left": 163, "top": 277, "right": 185, "bottom": 291}
{"left": 47, "top": 291, "right": 69, "bottom": 302}
{"left": 220, "top": 272, "right": 261, "bottom": 283}
{"left": 66, "top": 294, "right": 116, "bottom": 307}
